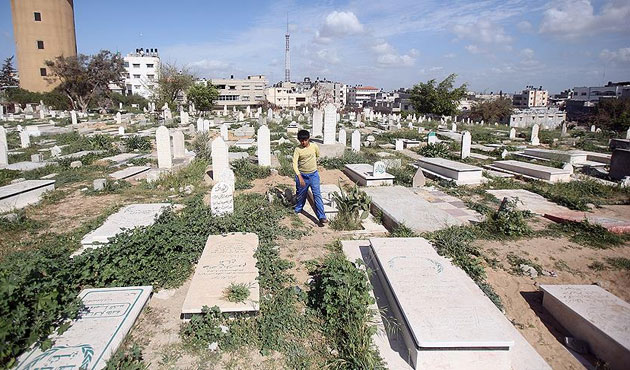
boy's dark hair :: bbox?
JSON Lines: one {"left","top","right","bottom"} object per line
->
{"left": 297, "top": 129, "right": 310, "bottom": 141}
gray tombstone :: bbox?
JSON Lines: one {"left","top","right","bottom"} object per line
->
{"left": 156, "top": 126, "right": 173, "bottom": 169}
{"left": 172, "top": 131, "right": 186, "bottom": 159}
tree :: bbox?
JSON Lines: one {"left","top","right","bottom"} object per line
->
{"left": 310, "top": 82, "right": 334, "bottom": 109}
{"left": 469, "top": 97, "right": 513, "bottom": 123}
{"left": 187, "top": 83, "right": 218, "bottom": 112}
{"left": 45, "top": 50, "right": 125, "bottom": 112}
{"left": 0, "top": 56, "right": 19, "bottom": 89}
{"left": 153, "top": 63, "right": 194, "bottom": 110}
{"left": 594, "top": 98, "right": 630, "bottom": 132}
{"left": 410, "top": 74, "right": 467, "bottom": 116}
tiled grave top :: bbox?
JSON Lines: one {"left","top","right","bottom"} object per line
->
{"left": 16, "top": 286, "right": 152, "bottom": 370}
{"left": 0, "top": 179, "right": 55, "bottom": 200}
{"left": 540, "top": 285, "right": 630, "bottom": 349}
{"left": 370, "top": 237, "right": 514, "bottom": 348}
{"left": 417, "top": 157, "right": 482, "bottom": 172}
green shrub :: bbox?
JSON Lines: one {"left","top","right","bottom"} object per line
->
{"left": 224, "top": 283, "right": 251, "bottom": 303}
{"left": 417, "top": 142, "right": 450, "bottom": 158}
{"left": 0, "top": 169, "right": 21, "bottom": 187}
{"left": 105, "top": 344, "right": 148, "bottom": 370}
{"left": 123, "top": 135, "right": 152, "bottom": 151}
{"left": 479, "top": 198, "right": 532, "bottom": 238}
{"left": 389, "top": 224, "right": 418, "bottom": 237}
{"left": 428, "top": 226, "right": 486, "bottom": 282}
{"left": 319, "top": 150, "right": 372, "bottom": 170}
{"left": 329, "top": 184, "right": 371, "bottom": 230}
{"left": 387, "top": 165, "right": 415, "bottom": 186}
{"left": 547, "top": 220, "right": 627, "bottom": 249}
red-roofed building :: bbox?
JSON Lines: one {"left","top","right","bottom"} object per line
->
{"left": 347, "top": 85, "right": 381, "bottom": 107}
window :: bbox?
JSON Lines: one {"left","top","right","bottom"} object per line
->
{"left": 146, "top": 64, "right": 154, "bottom": 68}
{"left": 147, "top": 74, "right": 155, "bottom": 80}
{"left": 241, "top": 96, "right": 250, "bottom": 101}
{"left": 124, "top": 62, "right": 129, "bottom": 68}
{"left": 133, "top": 74, "right": 141, "bottom": 78}
{"left": 34, "top": 12, "right": 41, "bottom": 21}
{"left": 40, "top": 68, "right": 47, "bottom": 76}
{"left": 229, "top": 85, "right": 236, "bottom": 90}
{"left": 134, "top": 85, "right": 141, "bottom": 89}
{"left": 133, "top": 63, "right": 140, "bottom": 68}
{"left": 37, "top": 40, "right": 44, "bottom": 49}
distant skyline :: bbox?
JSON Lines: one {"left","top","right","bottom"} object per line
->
{"left": 1, "top": 0, "right": 629, "bottom": 94}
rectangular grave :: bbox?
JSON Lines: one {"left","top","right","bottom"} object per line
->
{"left": 416, "top": 157, "right": 484, "bottom": 185}
{"left": 0, "top": 179, "right": 55, "bottom": 212}
{"left": 97, "top": 153, "right": 142, "bottom": 165}
{"left": 181, "top": 232, "right": 259, "bottom": 316}
{"left": 522, "top": 149, "right": 588, "bottom": 165}
{"left": 4, "top": 161, "right": 50, "bottom": 171}
{"left": 77, "top": 203, "right": 170, "bottom": 254}
{"left": 344, "top": 163, "right": 394, "bottom": 186}
{"left": 488, "top": 160, "right": 571, "bottom": 183}
{"left": 540, "top": 285, "right": 630, "bottom": 370}
{"left": 16, "top": 286, "right": 152, "bottom": 370}
{"left": 109, "top": 166, "right": 150, "bottom": 180}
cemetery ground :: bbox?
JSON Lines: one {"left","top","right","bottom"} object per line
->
{"left": 2, "top": 110, "right": 630, "bottom": 369}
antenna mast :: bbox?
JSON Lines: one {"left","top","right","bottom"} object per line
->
{"left": 284, "top": 14, "right": 290, "bottom": 83}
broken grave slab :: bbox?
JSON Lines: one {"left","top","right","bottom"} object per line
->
{"left": 0, "top": 179, "right": 55, "bottom": 212}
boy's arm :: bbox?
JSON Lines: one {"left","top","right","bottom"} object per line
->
{"left": 292, "top": 148, "right": 301, "bottom": 176}
{"left": 314, "top": 144, "right": 320, "bottom": 159}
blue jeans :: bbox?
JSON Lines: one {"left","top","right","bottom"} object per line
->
{"left": 295, "top": 170, "right": 326, "bottom": 220}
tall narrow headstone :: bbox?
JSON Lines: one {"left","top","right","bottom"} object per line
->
{"left": 156, "top": 126, "right": 173, "bottom": 169}
{"left": 211, "top": 182, "right": 234, "bottom": 216}
{"left": 70, "top": 110, "right": 77, "bottom": 125}
{"left": 180, "top": 111, "right": 189, "bottom": 126}
{"left": 531, "top": 124, "right": 540, "bottom": 146}
{"left": 561, "top": 122, "right": 568, "bottom": 137}
{"left": 115, "top": 112, "right": 122, "bottom": 124}
{"left": 351, "top": 130, "right": 360, "bottom": 152}
{"left": 172, "top": 131, "right": 186, "bottom": 159}
{"left": 220, "top": 123, "right": 229, "bottom": 141}
{"left": 323, "top": 103, "right": 337, "bottom": 145}
{"left": 461, "top": 131, "right": 471, "bottom": 159}
{"left": 626, "top": 128, "right": 630, "bottom": 140}
{"left": 196, "top": 118, "right": 204, "bottom": 132}
{"left": 118, "top": 126, "right": 125, "bottom": 136}
{"left": 257, "top": 125, "right": 271, "bottom": 166}
{"left": 395, "top": 139, "right": 404, "bottom": 151}
{"left": 451, "top": 122, "right": 457, "bottom": 132}
{"left": 20, "top": 130, "right": 30, "bottom": 148}
{"left": 590, "top": 125, "right": 596, "bottom": 132}
{"left": 509, "top": 128, "right": 516, "bottom": 140}
{"left": 211, "top": 136, "right": 229, "bottom": 181}
{"left": 312, "top": 108, "right": 323, "bottom": 137}
{"left": 0, "top": 126, "right": 7, "bottom": 167}
{"left": 338, "top": 128, "right": 347, "bottom": 146}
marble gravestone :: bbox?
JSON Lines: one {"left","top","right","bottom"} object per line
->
{"left": 373, "top": 161, "right": 387, "bottom": 178}
{"left": 172, "top": 130, "right": 186, "bottom": 159}
{"left": 530, "top": 124, "right": 540, "bottom": 146}
{"left": 395, "top": 139, "right": 404, "bottom": 151}
{"left": 540, "top": 285, "right": 630, "bottom": 370}
{"left": 156, "top": 126, "right": 173, "bottom": 169}
{"left": 16, "top": 286, "right": 153, "bottom": 370}
{"left": 338, "top": 128, "right": 347, "bottom": 146}
{"left": 427, "top": 132, "right": 438, "bottom": 144}
{"left": 211, "top": 136, "right": 229, "bottom": 182}
{"left": 323, "top": 103, "right": 337, "bottom": 145}
{"left": 118, "top": 126, "right": 125, "bottom": 136}
{"left": 0, "top": 126, "right": 8, "bottom": 167}
{"left": 71, "top": 110, "right": 77, "bottom": 125}
{"left": 210, "top": 182, "right": 234, "bottom": 216}
{"left": 509, "top": 128, "right": 516, "bottom": 140}
{"left": 19, "top": 130, "right": 30, "bottom": 148}
{"left": 351, "top": 130, "right": 361, "bottom": 152}
{"left": 182, "top": 233, "right": 259, "bottom": 316}
{"left": 461, "top": 131, "right": 471, "bottom": 159}
{"left": 220, "top": 123, "right": 229, "bottom": 141}
{"left": 257, "top": 125, "right": 271, "bottom": 166}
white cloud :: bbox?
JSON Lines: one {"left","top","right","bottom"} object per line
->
{"left": 465, "top": 44, "right": 482, "bottom": 54}
{"left": 520, "top": 48, "right": 534, "bottom": 59}
{"left": 517, "top": 20, "right": 533, "bottom": 33}
{"left": 371, "top": 40, "right": 416, "bottom": 67}
{"left": 600, "top": 47, "right": 630, "bottom": 63}
{"left": 539, "top": 0, "right": 630, "bottom": 39}
{"left": 453, "top": 20, "right": 512, "bottom": 44}
{"left": 319, "top": 11, "right": 364, "bottom": 38}
{"left": 443, "top": 53, "right": 456, "bottom": 58}
{"left": 316, "top": 49, "right": 341, "bottom": 64}
{"left": 187, "top": 59, "right": 230, "bottom": 70}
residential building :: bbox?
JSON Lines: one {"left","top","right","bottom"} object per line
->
{"left": 265, "top": 81, "right": 309, "bottom": 108}
{"left": 572, "top": 81, "right": 630, "bottom": 102}
{"left": 10, "top": 0, "right": 77, "bottom": 92}
{"left": 202, "top": 75, "right": 267, "bottom": 108}
{"left": 353, "top": 86, "right": 380, "bottom": 107}
{"left": 110, "top": 49, "right": 160, "bottom": 99}
{"left": 512, "top": 86, "right": 548, "bottom": 108}
{"left": 509, "top": 107, "right": 565, "bottom": 129}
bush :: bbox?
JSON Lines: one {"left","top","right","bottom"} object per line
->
{"left": 548, "top": 220, "right": 628, "bottom": 249}
{"left": 123, "top": 135, "right": 152, "bottom": 151}
{"left": 528, "top": 179, "right": 625, "bottom": 211}
{"left": 231, "top": 159, "right": 271, "bottom": 190}
{"left": 105, "top": 344, "right": 148, "bottom": 370}
{"left": 417, "top": 142, "right": 450, "bottom": 158}
{"left": 479, "top": 198, "right": 532, "bottom": 238}
{"left": 329, "top": 184, "right": 371, "bottom": 230}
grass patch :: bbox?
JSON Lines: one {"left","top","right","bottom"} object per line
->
{"left": 528, "top": 179, "right": 628, "bottom": 211}
{"left": 547, "top": 220, "right": 628, "bottom": 249}
{"left": 588, "top": 261, "right": 607, "bottom": 271}
{"left": 606, "top": 257, "right": 630, "bottom": 271}
{"left": 319, "top": 150, "right": 373, "bottom": 170}
{"left": 224, "top": 283, "right": 251, "bottom": 303}
{"left": 506, "top": 252, "right": 543, "bottom": 275}
{"left": 387, "top": 165, "right": 415, "bottom": 186}
{"left": 231, "top": 159, "right": 271, "bottom": 190}
{"left": 389, "top": 224, "right": 418, "bottom": 237}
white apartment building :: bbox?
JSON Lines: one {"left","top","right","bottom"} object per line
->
{"left": 110, "top": 49, "right": 160, "bottom": 99}
{"left": 509, "top": 107, "right": 565, "bottom": 129}
{"left": 572, "top": 82, "right": 630, "bottom": 102}
{"left": 512, "top": 86, "right": 548, "bottom": 108}
{"left": 200, "top": 75, "right": 267, "bottom": 108}
{"left": 354, "top": 86, "right": 380, "bottom": 107}
{"left": 265, "top": 82, "right": 309, "bottom": 108}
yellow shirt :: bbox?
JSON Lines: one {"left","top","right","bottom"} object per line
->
{"left": 292, "top": 143, "right": 320, "bottom": 175}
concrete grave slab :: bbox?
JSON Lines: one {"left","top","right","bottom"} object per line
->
{"left": 416, "top": 157, "right": 484, "bottom": 185}
{"left": 108, "top": 166, "right": 150, "bottom": 180}
{"left": 0, "top": 179, "right": 55, "bottom": 212}
{"left": 4, "top": 161, "right": 50, "bottom": 171}
{"left": 344, "top": 163, "right": 394, "bottom": 186}
{"left": 16, "top": 286, "right": 152, "bottom": 370}
{"left": 182, "top": 233, "right": 259, "bottom": 316}
{"left": 97, "top": 153, "right": 142, "bottom": 165}
{"left": 487, "top": 160, "right": 572, "bottom": 183}
{"left": 541, "top": 285, "right": 630, "bottom": 370}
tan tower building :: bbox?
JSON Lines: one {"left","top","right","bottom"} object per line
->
{"left": 10, "top": 0, "right": 77, "bottom": 92}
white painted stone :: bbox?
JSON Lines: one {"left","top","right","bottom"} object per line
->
{"left": 156, "top": 126, "right": 173, "bottom": 169}
{"left": 510, "top": 128, "right": 516, "bottom": 140}
{"left": 19, "top": 130, "right": 30, "bottom": 148}
{"left": 0, "top": 126, "right": 8, "bottom": 167}
{"left": 489, "top": 160, "right": 572, "bottom": 183}
{"left": 540, "top": 285, "right": 630, "bottom": 370}
{"left": 196, "top": 117, "right": 204, "bottom": 132}
{"left": 395, "top": 139, "right": 404, "bottom": 151}
{"left": 93, "top": 178, "right": 106, "bottom": 191}
{"left": 338, "top": 128, "right": 347, "bottom": 146}
{"left": 427, "top": 132, "right": 438, "bottom": 144}
{"left": 344, "top": 164, "right": 394, "bottom": 186}
{"left": 590, "top": 125, "right": 596, "bottom": 132}
{"left": 115, "top": 112, "right": 122, "bottom": 124}
{"left": 70, "top": 110, "right": 77, "bottom": 125}
{"left": 182, "top": 233, "right": 259, "bottom": 315}
{"left": 417, "top": 157, "right": 484, "bottom": 185}
{"left": 461, "top": 131, "right": 471, "bottom": 159}
{"left": 351, "top": 130, "right": 360, "bottom": 152}
{"left": 220, "top": 123, "right": 229, "bottom": 141}
{"left": 50, "top": 145, "right": 62, "bottom": 157}
{"left": 172, "top": 131, "right": 186, "bottom": 159}
{"left": 373, "top": 161, "right": 387, "bottom": 178}
{"left": 211, "top": 136, "right": 229, "bottom": 181}
{"left": 257, "top": 125, "right": 271, "bottom": 166}
{"left": 530, "top": 124, "right": 540, "bottom": 146}
{"left": 16, "top": 286, "right": 152, "bottom": 370}
{"left": 0, "top": 180, "right": 55, "bottom": 212}
{"left": 323, "top": 103, "right": 337, "bottom": 145}
{"left": 626, "top": 128, "right": 630, "bottom": 140}
{"left": 109, "top": 166, "right": 150, "bottom": 180}
{"left": 451, "top": 122, "right": 457, "bottom": 132}
{"left": 210, "top": 182, "right": 234, "bottom": 216}
{"left": 412, "top": 168, "right": 426, "bottom": 187}
{"left": 118, "top": 126, "right": 125, "bottom": 136}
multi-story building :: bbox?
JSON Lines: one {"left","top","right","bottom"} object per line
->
{"left": 10, "top": 0, "right": 77, "bottom": 92}
{"left": 265, "top": 81, "right": 309, "bottom": 108}
{"left": 200, "top": 75, "right": 267, "bottom": 108}
{"left": 509, "top": 107, "right": 565, "bottom": 129}
{"left": 572, "top": 82, "right": 630, "bottom": 102}
{"left": 110, "top": 49, "right": 160, "bottom": 99}
{"left": 512, "top": 86, "right": 548, "bottom": 108}
{"left": 354, "top": 86, "right": 380, "bottom": 107}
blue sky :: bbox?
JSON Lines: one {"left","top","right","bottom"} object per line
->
{"left": 1, "top": 0, "right": 629, "bottom": 93}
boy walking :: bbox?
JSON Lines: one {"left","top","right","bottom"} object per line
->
{"left": 293, "top": 129, "right": 327, "bottom": 225}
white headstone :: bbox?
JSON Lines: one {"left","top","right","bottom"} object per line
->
{"left": 323, "top": 103, "right": 337, "bottom": 145}
{"left": 70, "top": 110, "right": 77, "bottom": 125}
{"left": 501, "top": 149, "right": 509, "bottom": 159}
{"left": 351, "top": 130, "right": 360, "bottom": 152}
{"left": 115, "top": 112, "right": 122, "bottom": 124}
{"left": 373, "top": 161, "right": 387, "bottom": 178}
{"left": 0, "top": 126, "right": 7, "bottom": 166}
{"left": 412, "top": 168, "right": 426, "bottom": 187}
{"left": 626, "top": 128, "right": 630, "bottom": 140}
{"left": 220, "top": 123, "right": 229, "bottom": 141}
{"left": 211, "top": 136, "right": 229, "bottom": 181}
{"left": 50, "top": 145, "right": 62, "bottom": 157}
{"left": 19, "top": 130, "right": 30, "bottom": 148}
{"left": 338, "top": 128, "right": 347, "bottom": 146}
{"left": 156, "top": 126, "right": 173, "bottom": 169}
{"left": 196, "top": 117, "right": 204, "bottom": 132}
{"left": 461, "top": 131, "right": 471, "bottom": 159}
{"left": 312, "top": 108, "right": 323, "bottom": 137}
{"left": 210, "top": 182, "right": 234, "bottom": 216}
{"left": 427, "top": 132, "right": 438, "bottom": 144}
{"left": 531, "top": 124, "right": 540, "bottom": 146}
{"left": 172, "top": 131, "right": 186, "bottom": 159}
{"left": 118, "top": 126, "right": 125, "bottom": 136}
{"left": 395, "top": 139, "right": 404, "bottom": 151}
{"left": 180, "top": 111, "right": 189, "bottom": 126}
{"left": 561, "top": 122, "right": 568, "bottom": 137}
{"left": 451, "top": 122, "right": 457, "bottom": 132}
{"left": 509, "top": 128, "right": 516, "bottom": 140}
{"left": 590, "top": 125, "right": 596, "bottom": 132}
{"left": 257, "top": 125, "right": 271, "bottom": 166}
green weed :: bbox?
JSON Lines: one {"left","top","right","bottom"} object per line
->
{"left": 548, "top": 220, "right": 628, "bottom": 249}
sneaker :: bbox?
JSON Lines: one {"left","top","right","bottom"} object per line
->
{"left": 319, "top": 219, "right": 328, "bottom": 224}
